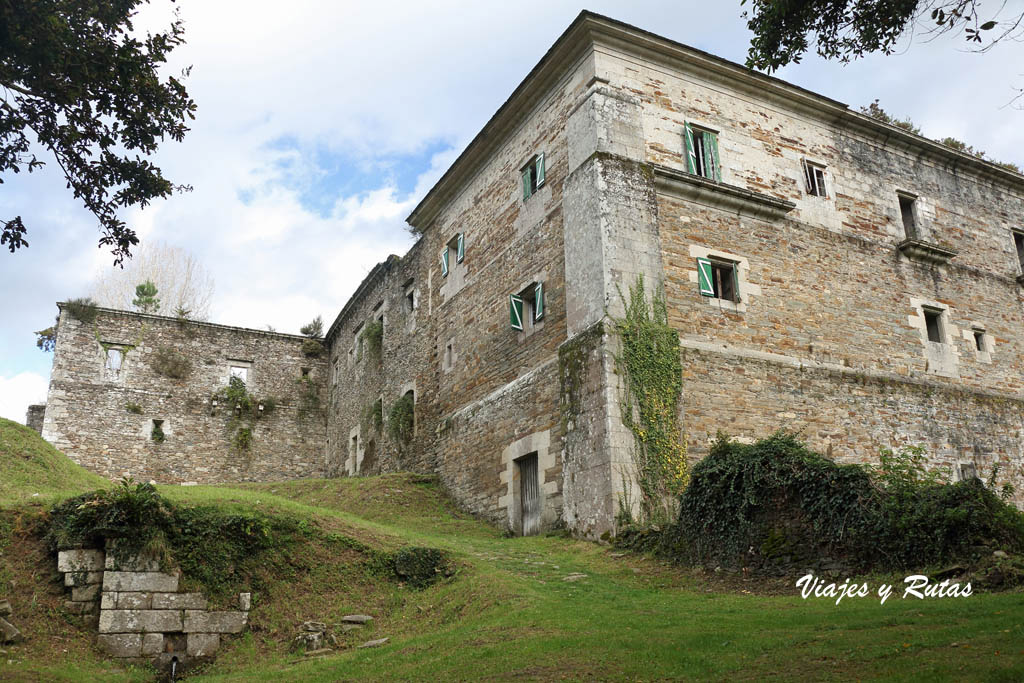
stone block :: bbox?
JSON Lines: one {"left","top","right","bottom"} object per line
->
{"left": 97, "top": 633, "right": 142, "bottom": 658}
{"left": 100, "top": 593, "right": 116, "bottom": 610}
{"left": 71, "top": 584, "right": 100, "bottom": 602}
{"left": 183, "top": 610, "right": 247, "bottom": 634}
{"left": 151, "top": 592, "right": 207, "bottom": 610}
{"left": 0, "top": 617, "right": 22, "bottom": 644}
{"left": 238, "top": 592, "right": 251, "bottom": 611}
{"left": 142, "top": 633, "right": 164, "bottom": 656}
{"left": 104, "top": 544, "right": 162, "bottom": 572}
{"left": 102, "top": 570, "right": 179, "bottom": 593}
{"left": 0, "top": 600, "right": 10, "bottom": 616}
{"left": 64, "top": 571, "right": 104, "bottom": 587}
{"left": 98, "top": 609, "right": 183, "bottom": 634}
{"left": 187, "top": 633, "right": 220, "bottom": 657}
{"left": 342, "top": 614, "right": 373, "bottom": 624}
{"left": 116, "top": 592, "right": 151, "bottom": 609}
{"left": 57, "top": 549, "right": 105, "bottom": 573}
{"left": 64, "top": 600, "right": 98, "bottom": 615}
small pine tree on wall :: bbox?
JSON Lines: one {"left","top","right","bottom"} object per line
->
{"left": 132, "top": 280, "right": 160, "bottom": 313}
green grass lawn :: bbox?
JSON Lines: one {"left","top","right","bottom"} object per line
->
{"left": 0, "top": 418, "right": 108, "bottom": 506}
{"left": 0, "top": 425, "right": 1021, "bottom": 681}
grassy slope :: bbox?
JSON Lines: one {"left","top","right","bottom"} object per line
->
{"left": 0, "top": 425, "right": 1021, "bottom": 681}
{"left": 0, "top": 417, "right": 109, "bottom": 506}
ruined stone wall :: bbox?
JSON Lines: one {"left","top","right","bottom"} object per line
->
{"left": 43, "top": 306, "right": 328, "bottom": 484}
{"left": 24, "top": 404, "right": 45, "bottom": 434}
{"left": 325, "top": 50, "right": 601, "bottom": 531}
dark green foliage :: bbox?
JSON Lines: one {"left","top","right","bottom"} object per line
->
{"left": 363, "top": 319, "right": 383, "bottom": 360}
{"left": 388, "top": 547, "right": 451, "bottom": 588}
{"left": 387, "top": 394, "right": 415, "bottom": 444}
{"left": 234, "top": 427, "right": 253, "bottom": 451}
{"left": 860, "top": 99, "right": 922, "bottom": 134}
{"left": 132, "top": 280, "right": 160, "bottom": 313}
{"left": 35, "top": 314, "right": 58, "bottom": 351}
{"left": 301, "top": 338, "right": 324, "bottom": 358}
{"left": 299, "top": 315, "right": 323, "bottom": 338}
{"left": 125, "top": 402, "right": 142, "bottom": 414}
{"left": 0, "top": 0, "right": 196, "bottom": 263}
{"left": 151, "top": 345, "right": 190, "bottom": 379}
{"left": 64, "top": 297, "right": 99, "bottom": 323}
{"left": 660, "top": 432, "right": 1024, "bottom": 572}
{"left": 743, "top": 1, "right": 1019, "bottom": 72}
{"left": 150, "top": 422, "right": 165, "bottom": 443}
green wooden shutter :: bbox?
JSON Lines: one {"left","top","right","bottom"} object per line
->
{"left": 803, "top": 159, "right": 813, "bottom": 193}
{"left": 707, "top": 132, "right": 721, "bottom": 182}
{"left": 684, "top": 123, "right": 697, "bottom": 174}
{"left": 522, "top": 168, "right": 532, "bottom": 200}
{"left": 536, "top": 153, "right": 545, "bottom": 188}
{"left": 732, "top": 263, "right": 740, "bottom": 302}
{"left": 441, "top": 248, "right": 449, "bottom": 277}
{"left": 456, "top": 233, "right": 465, "bottom": 263}
{"left": 534, "top": 282, "right": 544, "bottom": 321}
{"left": 510, "top": 294, "right": 524, "bottom": 330}
{"left": 697, "top": 257, "right": 714, "bottom": 296}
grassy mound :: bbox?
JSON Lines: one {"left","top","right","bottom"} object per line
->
{"left": 622, "top": 432, "right": 1024, "bottom": 575}
{"left": 0, "top": 417, "right": 108, "bottom": 506}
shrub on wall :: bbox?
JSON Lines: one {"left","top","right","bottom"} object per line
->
{"left": 363, "top": 320, "right": 383, "bottom": 360}
{"left": 151, "top": 345, "right": 191, "bottom": 379}
{"left": 387, "top": 394, "right": 414, "bottom": 444}
{"left": 301, "top": 338, "right": 324, "bottom": 358}
{"left": 65, "top": 297, "right": 99, "bottom": 323}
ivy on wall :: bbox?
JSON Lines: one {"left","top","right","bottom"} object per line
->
{"left": 611, "top": 276, "right": 688, "bottom": 526}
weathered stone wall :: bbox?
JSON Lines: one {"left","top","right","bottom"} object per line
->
{"left": 43, "top": 306, "right": 328, "bottom": 484}
{"left": 24, "top": 404, "right": 45, "bottom": 434}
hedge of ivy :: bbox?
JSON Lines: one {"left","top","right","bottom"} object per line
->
{"left": 627, "top": 432, "right": 1024, "bottom": 572}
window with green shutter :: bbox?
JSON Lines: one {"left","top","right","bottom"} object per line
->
{"left": 456, "top": 233, "right": 465, "bottom": 263}
{"left": 533, "top": 282, "right": 544, "bottom": 321}
{"left": 683, "top": 123, "right": 721, "bottom": 181}
{"left": 697, "top": 257, "right": 739, "bottom": 302}
{"left": 521, "top": 153, "right": 546, "bottom": 200}
{"left": 440, "top": 247, "right": 449, "bottom": 277}
{"left": 509, "top": 281, "right": 546, "bottom": 331}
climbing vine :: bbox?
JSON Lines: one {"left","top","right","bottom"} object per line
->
{"left": 611, "top": 276, "right": 688, "bottom": 526}
{"left": 210, "top": 376, "right": 276, "bottom": 453}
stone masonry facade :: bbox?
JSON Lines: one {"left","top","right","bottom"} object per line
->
{"left": 43, "top": 305, "right": 327, "bottom": 484}
{"left": 43, "top": 12, "right": 1024, "bottom": 538}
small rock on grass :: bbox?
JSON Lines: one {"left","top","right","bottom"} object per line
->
{"left": 357, "top": 638, "right": 388, "bottom": 649}
{"left": 0, "top": 600, "right": 11, "bottom": 617}
{"left": 341, "top": 615, "right": 373, "bottom": 624}
{"left": 305, "top": 648, "right": 333, "bottom": 657}
{"left": 562, "top": 573, "right": 587, "bottom": 582}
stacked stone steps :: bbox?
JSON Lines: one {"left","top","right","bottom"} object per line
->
{"left": 56, "top": 546, "right": 251, "bottom": 667}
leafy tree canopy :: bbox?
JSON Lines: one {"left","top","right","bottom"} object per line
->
{"left": 743, "top": 1, "right": 1024, "bottom": 72}
{"left": 0, "top": 1, "right": 196, "bottom": 264}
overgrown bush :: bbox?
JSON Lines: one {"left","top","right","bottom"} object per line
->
{"left": 653, "top": 432, "right": 1024, "bottom": 573}
{"left": 387, "top": 547, "right": 452, "bottom": 588}
{"left": 387, "top": 394, "right": 415, "bottom": 444}
{"left": 151, "top": 422, "right": 165, "bottom": 443}
{"left": 363, "top": 319, "right": 383, "bottom": 360}
{"left": 301, "top": 338, "right": 324, "bottom": 358}
{"left": 125, "top": 402, "right": 142, "bottom": 414}
{"left": 64, "top": 297, "right": 99, "bottom": 323}
{"left": 151, "top": 345, "right": 191, "bottom": 379}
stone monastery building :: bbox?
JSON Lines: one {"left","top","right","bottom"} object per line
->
{"left": 41, "top": 12, "right": 1024, "bottom": 538}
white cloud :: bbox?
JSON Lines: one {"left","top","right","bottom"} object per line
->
{"left": 0, "top": 373, "right": 49, "bottom": 425}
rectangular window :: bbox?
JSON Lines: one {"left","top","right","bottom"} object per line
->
{"left": 684, "top": 123, "right": 721, "bottom": 181}
{"left": 1013, "top": 231, "right": 1024, "bottom": 273}
{"left": 510, "top": 282, "right": 545, "bottom": 331}
{"left": 898, "top": 194, "right": 917, "bottom": 238}
{"left": 803, "top": 160, "right": 827, "bottom": 197}
{"left": 229, "top": 365, "right": 248, "bottom": 383}
{"left": 959, "top": 463, "right": 977, "bottom": 481}
{"left": 521, "top": 153, "right": 546, "bottom": 200}
{"left": 973, "top": 329, "right": 985, "bottom": 352}
{"left": 696, "top": 257, "right": 738, "bottom": 302}
{"left": 923, "top": 308, "right": 943, "bottom": 343}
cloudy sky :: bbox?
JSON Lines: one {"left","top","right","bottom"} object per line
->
{"left": 2, "top": 1, "right": 1023, "bottom": 423}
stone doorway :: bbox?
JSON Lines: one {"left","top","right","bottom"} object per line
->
{"left": 517, "top": 452, "right": 540, "bottom": 536}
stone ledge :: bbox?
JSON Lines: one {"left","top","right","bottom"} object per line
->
{"left": 652, "top": 163, "right": 797, "bottom": 220}
{"left": 103, "top": 571, "right": 180, "bottom": 593}
{"left": 99, "top": 609, "right": 183, "bottom": 634}
{"left": 183, "top": 610, "right": 247, "bottom": 634}
{"left": 897, "top": 238, "right": 958, "bottom": 265}
{"left": 57, "top": 549, "right": 104, "bottom": 573}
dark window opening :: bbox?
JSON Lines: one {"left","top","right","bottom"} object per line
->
{"left": 691, "top": 129, "right": 716, "bottom": 179}
{"left": 973, "top": 330, "right": 985, "bottom": 352}
{"left": 301, "top": 367, "right": 310, "bottom": 379}
{"left": 924, "top": 308, "right": 943, "bottom": 343}
{"left": 405, "top": 290, "right": 415, "bottom": 313}
{"left": 899, "top": 194, "right": 917, "bottom": 238}
{"left": 711, "top": 261, "right": 737, "bottom": 302}
{"left": 959, "top": 463, "right": 977, "bottom": 481}
{"left": 151, "top": 419, "right": 165, "bottom": 443}
{"left": 803, "top": 161, "right": 827, "bottom": 197}
{"left": 1014, "top": 232, "right": 1024, "bottom": 273}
